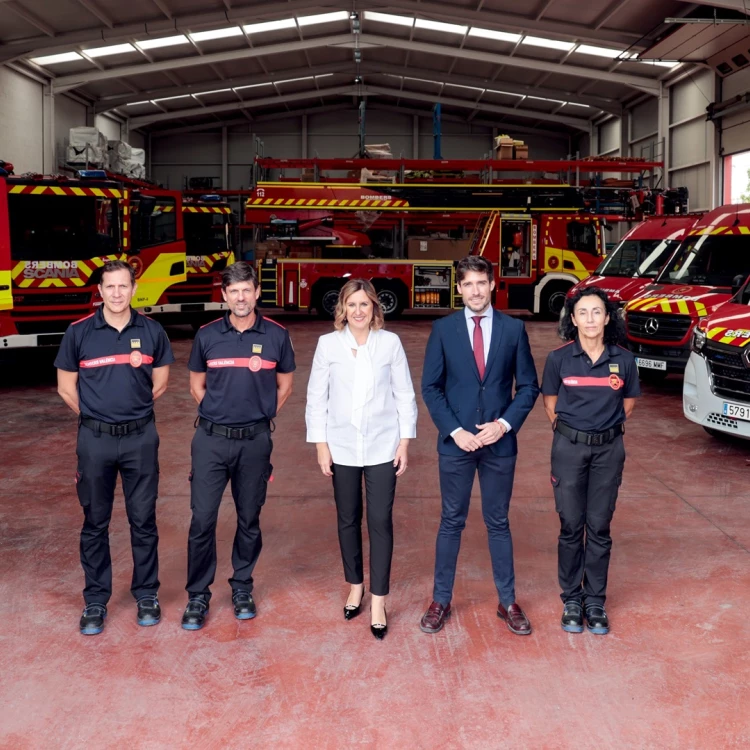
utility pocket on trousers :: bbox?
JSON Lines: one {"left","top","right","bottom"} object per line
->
{"left": 75, "top": 468, "right": 90, "bottom": 507}
{"left": 610, "top": 475, "right": 622, "bottom": 513}
{"left": 550, "top": 474, "right": 562, "bottom": 513}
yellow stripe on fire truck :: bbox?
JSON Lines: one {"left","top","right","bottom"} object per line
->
{"left": 706, "top": 326, "right": 750, "bottom": 346}
{"left": 8, "top": 185, "right": 123, "bottom": 198}
{"left": 249, "top": 197, "right": 408, "bottom": 209}
{"left": 625, "top": 297, "right": 708, "bottom": 316}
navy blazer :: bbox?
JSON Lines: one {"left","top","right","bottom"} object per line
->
{"left": 421, "top": 309, "right": 540, "bottom": 457}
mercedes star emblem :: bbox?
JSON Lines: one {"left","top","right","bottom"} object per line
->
{"left": 644, "top": 318, "right": 659, "bottom": 335}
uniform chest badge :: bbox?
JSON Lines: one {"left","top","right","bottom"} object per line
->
{"left": 609, "top": 374, "right": 622, "bottom": 390}
{"left": 252, "top": 344, "right": 263, "bottom": 354}
{"left": 130, "top": 339, "right": 141, "bottom": 349}
{"left": 248, "top": 355, "right": 262, "bottom": 372}
{"left": 609, "top": 364, "right": 619, "bottom": 373}
{"left": 130, "top": 351, "right": 143, "bottom": 368}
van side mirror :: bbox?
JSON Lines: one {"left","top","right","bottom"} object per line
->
{"left": 732, "top": 274, "right": 746, "bottom": 297}
{"left": 139, "top": 196, "right": 157, "bottom": 217}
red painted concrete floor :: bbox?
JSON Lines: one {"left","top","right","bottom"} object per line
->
{"left": 1, "top": 318, "right": 749, "bottom": 749}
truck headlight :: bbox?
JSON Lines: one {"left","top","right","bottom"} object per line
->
{"left": 692, "top": 327, "right": 706, "bottom": 354}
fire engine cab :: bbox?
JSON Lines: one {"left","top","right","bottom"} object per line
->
{"left": 624, "top": 204, "right": 750, "bottom": 377}
{"left": 0, "top": 166, "right": 186, "bottom": 349}
{"left": 569, "top": 214, "right": 699, "bottom": 305}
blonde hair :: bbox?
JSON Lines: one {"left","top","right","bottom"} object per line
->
{"left": 333, "top": 278, "right": 385, "bottom": 331}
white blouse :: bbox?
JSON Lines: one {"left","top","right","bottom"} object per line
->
{"left": 305, "top": 327, "right": 418, "bottom": 467}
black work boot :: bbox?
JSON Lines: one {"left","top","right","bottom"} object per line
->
{"left": 80, "top": 604, "right": 107, "bottom": 635}
{"left": 181, "top": 597, "right": 209, "bottom": 631}
{"left": 136, "top": 596, "right": 161, "bottom": 627}
{"left": 232, "top": 590, "right": 257, "bottom": 620}
{"left": 561, "top": 600, "right": 584, "bottom": 633}
{"left": 585, "top": 604, "right": 610, "bottom": 635}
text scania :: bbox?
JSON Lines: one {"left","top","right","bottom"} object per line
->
{"left": 23, "top": 260, "right": 80, "bottom": 279}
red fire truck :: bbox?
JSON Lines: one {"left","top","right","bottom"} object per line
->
{"left": 568, "top": 214, "right": 700, "bottom": 305}
{"left": 138, "top": 194, "right": 235, "bottom": 323}
{"left": 624, "top": 204, "right": 750, "bottom": 378}
{"left": 0, "top": 166, "right": 186, "bottom": 349}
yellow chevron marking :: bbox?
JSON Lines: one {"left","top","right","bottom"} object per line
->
{"left": 676, "top": 299, "right": 690, "bottom": 315}
{"left": 370, "top": 200, "right": 381, "bottom": 207}
{"left": 360, "top": 200, "right": 371, "bottom": 207}
{"left": 739, "top": 226, "right": 750, "bottom": 235}
{"left": 32, "top": 186, "right": 47, "bottom": 195}
{"left": 306, "top": 199, "right": 317, "bottom": 206}
{"left": 90, "top": 257, "right": 105, "bottom": 267}
{"left": 252, "top": 198, "right": 262, "bottom": 204}
{"left": 71, "top": 188, "right": 86, "bottom": 196}
{"left": 263, "top": 198, "right": 274, "bottom": 205}
{"left": 707, "top": 327, "right": 727, "bottom": 339}
{"left": 695, "top": 302, "right": 707, "bottom": 316}
{"left": 712, "top": 227, "right": 727, "bottom": 235}
{"left": 329, "top": 200, "right": 338, "bottom": 206}
{"left": 317, "top": 200, "right": 329, "bottom": 206}
{"left": 350, "top": 200, "right": 360, "bottom": 206}
{"left": 659, "top": 300, "right": 672, "bottom": 313}
{"left": 274, "top": 199, "right": 286, "bottom": 205}
{"left": 285, "top": 199, "right": 296, "bottom": 205}
{"left": 19, "top": 278, "right": 34, "bottom": 288}
{"left": 70, "top": 278, "right": 85, "bottom": 287}
{"left": 12, "top": 261, "right": 26, "bottom": 277}
{"left": 719, "top": 335, "right": 737, "bottom": 343}
{"left": 111, "top": 189, "right": 122, "bottom": 198}
{"left": 39, "top": 278, "right": 66, "bottom": 287}
{"left": 50, "top": 186, "right": 66, "bottom": 196}
{"left": 9, "top": 185, "right": 26, "bottom": 194}
{"left": 339, "top": 200, "right": 349, "bottom": 206}
{"left": 90, "top": 188, "right": 105, "bottom": 197}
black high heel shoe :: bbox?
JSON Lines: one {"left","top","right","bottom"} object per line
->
{"left": 370, "top": 605, "right": 387, "bottom": 640}
{"left": 343, "top": 586, "right": 365, "bottom": 621}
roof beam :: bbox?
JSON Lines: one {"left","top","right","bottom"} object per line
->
{"left": 4, "top": 1, "right": 55, "bottom": 37}
{"left": 128, "top": 83, "right": 591, "bottom": 130}
{"left": 675, "top": 0, "right": 750, "bottom": 12}
{"left": 52, "top": 33, "right": 660, "bottom": 95}
{"left": 77, "top": 0, "right": 114, "bottom": 28}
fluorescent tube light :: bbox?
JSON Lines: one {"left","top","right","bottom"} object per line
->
{"left": 194, "top": 89, "right": 233, "bottom": 96}
{"left": 527, "top": 95, "right": 566, "bottom": 104}
{"left": 363, "top": 11, "right": 414, "bottom": 27}
{"left": 136, "top": 35, "right": 189, "bottom": 50}
{"left": 468, "top": 27, "right": 521, "bottom": 43}
{"left": 487, "top": 89, "right": 525, "bottom": 98}
{"left": 189, "top": 27, "right": 243, "bottom": 42}
{"left": 83, "top": 43, "right": 136, "bottom": 58}
{"left": 152, "top": 95, "right": 192, "bottom": 103}
{"left": 414, "top": 18, "right": 467, "bottom": 35}
{"left": 521, "top": 35, "right": 574, "bottom": 51}
{"left": 575, "top": 44, "right": 628, "bottom": 59}
{"left": 233, "top": 83, "right": 273, "bottom": 91}
{"left": 125, "top": 101, "right": 154, "bottom": 106}
{"left": 30, "top": 52, "right": 83, "bottom": 65}
{"left": 297, "top": 11, "right": 349, "bottom": 26}
{"left": 243, "top": 18, "right": 296, "bottom": 34}
{"left": 565, "top": 102, "right": 590, "bottom": 108}
{"left": 275, "top": 76, "right": 314, "bottom": 84}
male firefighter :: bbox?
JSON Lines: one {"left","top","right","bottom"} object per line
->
{"left": 182, "top": 261, "right": 295, "bottom": 630}
{"left": 56, "top": 260, "right": 175, "bottom": 635}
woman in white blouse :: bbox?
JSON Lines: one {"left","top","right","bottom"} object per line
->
{"left": 306, "top": 278, "right": 417, "bottom": 640}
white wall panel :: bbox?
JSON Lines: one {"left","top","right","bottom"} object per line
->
{"left": 55, "top": 94, "right": 87, "bottom": 166}
{"left": 0, "top": 66, "right": 43, "bottom": 173}
{"left": 670, "top": 164, "right": 712, "bottom": 211}
{"left": 129, "top": 131, "right": 146, "bottom": 150}
{"left": 671, "top": 69, "right": 712, "bottom": 124}
{"left": 670, "top": 118, "right": 712, "bottom": 168}
{"left": 721, "top": 68, "right": 750, "bottom": 155}
{"left": 95, "top": 114, "right": 120, "bottom": 141}
{"left": 630, "top": 99, "right": 658, "bottom": 141}
{"left": 597, "top": 118, "right": 620, "bottom": 155}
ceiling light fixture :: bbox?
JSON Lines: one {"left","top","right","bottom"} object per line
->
{"left": 125, "top": 100, "right": 154, "bottom": 106}
{"left": 243, "top": 18, "right": 296, "bottom": 34}
{"left": 415, "top": 18, "right": 467, "bottom": 35}
{"left": 574, "top": 44, "right": 629, "bottom": 59}
{"left": 151, "top": 95, "right": 192, "bottom": 103}
{"left": 193, "top": 89, "right": 233, "bottom": 96}
{"left": 83, "top": 43, "right": 136, "bottom": 58}
{"left": 467, "top": 27, "right": 521, "bottom": 43}
{"left": 297, "top": 11, "right": 350, "bottom": 26}
{"left": 189, "top": 27, "right": 243, "bottom": 42}
{"left": 521, "top": 35, "right": 574, "bottom": 51}
{"left": 30, "top": 51, "right": 84, "bottom": 65}
{"left": 362, "top": 11, "right": 414, "bottom": 27}
{"left": 135, "top": 35, "right": 189, "bottom": 50}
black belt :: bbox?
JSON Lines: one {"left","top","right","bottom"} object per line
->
{"left": 555, "top": 420, "right": 624, "bottom": 446}
{"left": 197, "top": 417, "right": 270, "bottom": 439}
{"left": 80, "top": 412, "right": 154, "bottom": 436}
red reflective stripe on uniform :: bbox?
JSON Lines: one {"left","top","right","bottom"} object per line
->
{"left": 563, "top": 376, "right": 624, "bottom": 387}
{"left": 552, "top": 341, "right": 575, "bottom": 351}
{"left": 262, "top": 316, "right": 286, "bottom": 330}
{"left": 206, "top": 357, "right": 277, "bottom": 369}
{"left": 71, "top": 312, "right": 96, "bottom": 326}
{"left": 80, "top": 354, "right": 154, "bottom": 368}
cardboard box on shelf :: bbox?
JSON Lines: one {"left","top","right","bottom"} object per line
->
{"left": 493, "top": 134, "right": 514, "bottom": 150}
{"left": 496, "top": 145, "right": 514, "bottom": 160}
{"left": 407, "top": 238, "right": 471, "bottom": 261}
{"left": 515, "top": 145, "right": 529, "bottom": 159}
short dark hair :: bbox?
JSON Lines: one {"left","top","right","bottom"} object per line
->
{"left": 456, "top": 255, "right": 494, "bottom": 283}
{"left": 221, "top": 260, "right": 258, "bottom": 290}
{"left": 100, "top": 259, "right": 135, "bottom": 285}
{"left": 558, "top": 287, "right": 626, "bottom": 345}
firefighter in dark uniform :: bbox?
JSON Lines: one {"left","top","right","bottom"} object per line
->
{"left": 55, "top": 260, "right": 175, "bottom": 635}
{"left": 182, "top": 261, "right": 295, "bottom": 630}
{"left": 542, "top": 287, "right": 639, "bottom": 635}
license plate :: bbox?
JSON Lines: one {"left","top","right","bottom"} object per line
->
{"left": 723, "top": 402, "right": 750, "bottom": 421}
{"left": 635, "top": 357, "right": 667, "bottom": 371}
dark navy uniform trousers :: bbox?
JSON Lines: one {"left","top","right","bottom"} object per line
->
{"left": 550, "top": 431, "right": 625, "bottom": 606}
{"left": 187, "top": 426, "right": 273, "bottom": 600}
{"left": 76, "top": 419, "right": 160, "bottom": 605}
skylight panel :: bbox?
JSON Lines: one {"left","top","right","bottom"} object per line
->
{"left": 527, "top": 95, "right": 566, "bottom": 104}
{"left": 125, "top": 101, "right": 154, "bottom": 106}
{"left": 414, "top": 18, "right": 467, "bottom": 35}
{"left": 194, "top": 89, "right": 233, "bottom": 96}
{"left": 564, "top": 102, "right": 590, "bottom": 108}
{"left": 233, "top": 82, "right": 274, "bottom": 91}
{"left": 521, "top": 36, "right": 574, "bottom": 51}
{"left": 574, "top": 44, "right": 629, "bottom": 59}
{"left": 468, "top": 27, "right": 521, "bottom": 43}
{"left": 152, "top": 95, "right": 192, "bottom": 103}
{"left": 297, "top": 11, "right": 349, "bottom": 26}
{"left": 83, "top": 43, "right": 136, "bottom": 58}
{"left": 189, "top": 27, "right": 243, "bottom": 42}
{"left": 136, "top": 35, "right": 189, "bottom": 50}
{"left": 30, "top": 52, "right": 84, "bottom": 65}
{"left": 275, "top": 76, "right": 314, "bottom": 84}
{"left": 487, "top": 89, "right": 525, "bottom": 98}
{"left": 243, "top": 19, "right": 296, "bottom": 34}
{"left": 363, "top": 11, "right": 414, "bottom": 27}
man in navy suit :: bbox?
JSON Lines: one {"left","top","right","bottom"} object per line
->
{"left": 420, "top": 255, "right": 539, "bottom": 635}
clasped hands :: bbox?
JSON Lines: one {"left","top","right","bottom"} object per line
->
{"left": 453, "top": 421, "right": 506, "bottom": 452}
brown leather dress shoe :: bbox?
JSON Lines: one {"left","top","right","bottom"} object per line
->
{"left": 497, "top": 602, "right": 532, "bottom": 635}
{"left": 420, "top": 601, "right": 451, "bottom": 633}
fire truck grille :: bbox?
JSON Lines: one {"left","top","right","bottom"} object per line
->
{"left": 705, "top": 342, "right": 750, "bottom": 403}
{"left": 15, "top": 321, "right": 76, "bottom": 335}
{"left": 627, "top": 312, "right": 692, "bottom": 341}
{"left": 165, "top": 292, "right": 213, "bottom": 304}
{"left": 14, "top": 292, "right": 91, "bottom": 307}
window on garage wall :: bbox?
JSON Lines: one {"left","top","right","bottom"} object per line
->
{"left": 723, "top": 150, "right": 750, "bottom": 204}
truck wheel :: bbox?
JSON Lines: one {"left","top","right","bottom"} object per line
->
{"left": 377, "top": 286, "right": 404, "bottom": 319}
{"left": 317, "top": 286, "right": 341, "bottom": 319}
{"left": 540, "top": 283, "right": 570, "bottom": 319}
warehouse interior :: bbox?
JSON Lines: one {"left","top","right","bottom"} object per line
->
{"left": 1, "top": 0, "right": 750, "bottom": 747}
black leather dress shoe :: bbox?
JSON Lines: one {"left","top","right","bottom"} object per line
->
{"left": 181, "top": 597, "right": 209, "bottom": 630}
{"left": 561, "top": 601, "right": 583, "bottom": 633}
{"left": 80, "top": 604, "right": 107, "bottom": 635}
{"left": 232, "top": 591, "right": 257, "bottom": 620}
{"left": 136, "top": 596, "right": 161, "bottom": 627}
{"left": 585, "top": 604, "right": 609, "bottom": 635}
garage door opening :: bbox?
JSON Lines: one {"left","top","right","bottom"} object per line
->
{"left": 723, "top": 150, "right": 750, "bottom": 204}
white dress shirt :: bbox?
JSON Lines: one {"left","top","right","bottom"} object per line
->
{"left": 306, "top": 327, "right": 418, "bottom": 467}
{"left": 450, "top": 305, "right": 512, "bottom": 436}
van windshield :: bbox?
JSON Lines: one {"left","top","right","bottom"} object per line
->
{"left": 595, "top": 239, "right": 680, "bottom": 278}
{"left": 657, "top": 234, "right": 750, "bottom": 287}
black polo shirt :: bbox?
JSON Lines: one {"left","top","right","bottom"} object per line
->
{"left": 188, "top": 312, "right": 296, "bottom": 426}
{"left": 541, "top": 339, "right": 640, "bottom": 432}
{"left": 55, "top": 306, "right": 175, "bottom": 423}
